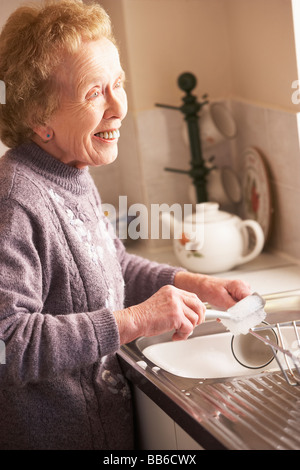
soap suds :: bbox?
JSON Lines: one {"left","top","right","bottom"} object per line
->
{"left": 221, "top": 308, "right": 266, "bottom": 336}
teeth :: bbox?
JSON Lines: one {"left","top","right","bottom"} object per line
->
{"left": 95, "top": 129, "right": 120, "bottom": 140}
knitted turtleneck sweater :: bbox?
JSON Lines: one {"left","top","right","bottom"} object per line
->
{"left": 0, "top": 143, "right": 180, "bottom": 450}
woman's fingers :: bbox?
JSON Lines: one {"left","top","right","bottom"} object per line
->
{"left": 116, "top": 285, "right": 206, "bottom": 343}
{"left": 172, "top": 309, "right": 203, "bottom": 341}
{"left": 169, "top": 288, "right": 206, "bottom": 340}
{"left": 174, "top": 271, "right": 252, "bottom": 310}
{"left": 181, "top": 291, "right": 206, "bottom": 325}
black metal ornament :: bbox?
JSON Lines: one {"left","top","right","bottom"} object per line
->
{"left": 156, "top": 72, "right": 214, "bottom": 203}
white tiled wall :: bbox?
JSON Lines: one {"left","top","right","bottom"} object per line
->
{"left": 229, "top": 99, "right": 300, "bottom": 261}
{"left": 106, "top": 99, "right": 300, "bottom": 260}
{"left": 90, "top": 99, "right": 300, "bottom": 260}
{"left": 135, "top": 107, "right": 191, "bottom": 207}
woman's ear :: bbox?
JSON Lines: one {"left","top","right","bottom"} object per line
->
{"left": 32, "top": 125, "right": 53, "bottom": 143}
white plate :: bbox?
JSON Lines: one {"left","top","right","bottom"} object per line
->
{"left": 241, "top": 147, "right": 272, "bottom": 242}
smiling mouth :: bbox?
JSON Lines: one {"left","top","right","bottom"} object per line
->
{"left": 94, "top": 129, "right": 120, "bottom": 141}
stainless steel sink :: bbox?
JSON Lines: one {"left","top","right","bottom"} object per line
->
{"left": 119, "top": 290, "right": 300, "bottom": 449}
{"left": 139, "top": 325, "right": 299, "bottom": 380}
{"left": 130, "top": 290, "right": 300, "bottom": 379}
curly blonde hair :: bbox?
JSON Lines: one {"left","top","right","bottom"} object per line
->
{"left": 0, "top": 0, "right": 115, "bottom": 148}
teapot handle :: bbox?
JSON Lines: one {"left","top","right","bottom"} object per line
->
{"left": 236, "top": 220, "right": 265, "bottom": 266}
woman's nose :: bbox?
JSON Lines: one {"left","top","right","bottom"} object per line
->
{"left": 104, "top": 89, "right": 128, "bottom": 121}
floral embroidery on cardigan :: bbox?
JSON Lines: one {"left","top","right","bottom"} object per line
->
{"left": 49, "top": 188, "right": 109, "bottom": 265}
{"left": 48, "top": 187, "right": 117, "bottom": 309}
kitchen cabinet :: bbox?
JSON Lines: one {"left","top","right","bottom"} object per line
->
{"left": 133, "top": 387, "right": 203, "bottom": 450}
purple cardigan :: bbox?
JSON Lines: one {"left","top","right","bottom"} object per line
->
{"left": 0, "top": 143, "right": 180, "bottom": 449}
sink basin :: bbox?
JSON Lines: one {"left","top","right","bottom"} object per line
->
{"left": 135, "top": 290, "right": 300, "bottom": 380}
{"left": 140, "top": 326, "right": 298, "bottom": 379}
{"left": 142, "top": 331, "right": 258, "bottom": 379}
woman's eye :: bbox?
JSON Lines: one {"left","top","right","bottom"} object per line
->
{"left": 87, "top": 89, "right": 100, "bottom": 100}
{"left": 114, "top": 78, "right": 123, "bottom": 89}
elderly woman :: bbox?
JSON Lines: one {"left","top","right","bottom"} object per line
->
{"left": 0, "top": 0, "right": 251, "bottom": 450}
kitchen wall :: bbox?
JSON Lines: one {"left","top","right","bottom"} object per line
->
{"left": 94, "top": 0, "right": 234, "bottom": 213}
{"left": 229, "top": 100, "right": 300, "bottom": 262}
{"left": 95, "top": 0, "right": 300, "bottom": 260}
{"left": 0, "top": 0, "right": 299, "bottom": 260}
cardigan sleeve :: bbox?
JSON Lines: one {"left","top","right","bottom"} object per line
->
{"left": 0, "top": 199, "right": 119, "bottom": 388}
{"left": 114, "top": 236, "right": 185, "bottom": 307}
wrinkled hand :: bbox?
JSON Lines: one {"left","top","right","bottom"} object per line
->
{"left": 114, "top": 285, "right": 206, "bottom": 345}
{"left": 115, "top": 271, "right": 251, "bottom": 346}
{"left": 174, "top": 271, "right": 252, "bottom": 310}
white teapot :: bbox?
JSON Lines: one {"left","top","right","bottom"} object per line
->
{"left": 161, "top": 202, "right": 265, "bottom": 274}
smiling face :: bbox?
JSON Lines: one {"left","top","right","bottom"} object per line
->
{"left": 33, "top": 38, "right": 128, "bottom": 169}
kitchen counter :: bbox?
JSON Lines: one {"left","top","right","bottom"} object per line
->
{"left": 126, "top": 243, "right": 300, "bottom": 295}
{"left": 118, "top": 245, "right": 300, "bottom": 450}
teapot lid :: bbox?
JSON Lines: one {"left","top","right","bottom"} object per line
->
{"left": 195, "top": 202, "right": 232, "bottom": 223}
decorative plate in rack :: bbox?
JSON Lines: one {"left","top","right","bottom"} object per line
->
{"left": 241, "top": 147, "right": 272, "bottom": 243}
